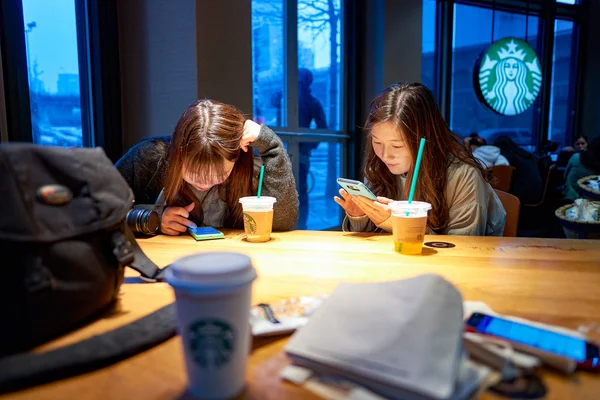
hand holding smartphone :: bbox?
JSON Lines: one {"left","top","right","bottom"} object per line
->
{"left": 188, "top": 227, "right": 225, "bottom": 241}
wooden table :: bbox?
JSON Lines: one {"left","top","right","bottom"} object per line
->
{"left": 4, "top": 231, "right": 600, "bottom": 400}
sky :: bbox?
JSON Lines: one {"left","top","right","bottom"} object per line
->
{"left": 22, "top": 0, "right": 79, "bottom": 94}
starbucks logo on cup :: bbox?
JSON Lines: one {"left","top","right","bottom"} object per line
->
{"left": 188, "top": 319, "right": 235, "bottom": 368}
{"left": 243, "top": 213, "right": 257, "bottom": 234}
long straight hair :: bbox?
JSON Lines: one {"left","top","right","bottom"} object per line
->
{"left": 164, "top": 100, "right": 255, "bottom": 227}
{"left": 364, "top": 83, "right": 486, "bottom": 232}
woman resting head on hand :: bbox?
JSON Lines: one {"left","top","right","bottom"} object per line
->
{"left": 116, "top": 99, "right": 298, "bottom": 235}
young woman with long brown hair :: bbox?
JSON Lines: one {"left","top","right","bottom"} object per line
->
{"left": 334, "top": 83, "right": 506, "bottom": 236}
{"left": 116, "top": 99, "right": 298, "bottom": 235}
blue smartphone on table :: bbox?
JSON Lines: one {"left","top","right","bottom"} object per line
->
{"left": 337, "top": 178, "right": 377, "bottom": 200}
{"left": 466, "top": 312, "right": 600, "bottom": 370}
{"left": 188, "top": 226, "right": 225, "bottom": 241}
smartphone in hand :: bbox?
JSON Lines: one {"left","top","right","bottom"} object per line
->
{"left": 188, "top": 226, "right": 225, "bottom": 241}
{"left": 336, "top": 178, "right": 377, "bottom": 201}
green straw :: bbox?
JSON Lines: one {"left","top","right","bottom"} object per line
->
{"left": 406, "top": 138, "right": 426, "bottom": 215}
{"left": 257, "top": 165, "right": 265, "bottom": 198}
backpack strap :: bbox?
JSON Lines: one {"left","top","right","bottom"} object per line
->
{"left": 112, "top": 224, "right": 169, "bottom": 282}
{"left": 0, "top": 303, "right": 176, "bottom": 394}
{"left": 0, "top": 226, "right": 174, "bottom": 393}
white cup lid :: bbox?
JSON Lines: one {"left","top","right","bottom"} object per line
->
{"left": 165, "top": 252, "right": 257, "bottom": 294}
{"left": 239, "top": 196, "right": 277, "bottom": 205}
{"left": 389, "top": 201, "right": 432, "bottom": 215}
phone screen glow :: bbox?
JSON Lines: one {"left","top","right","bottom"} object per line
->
{"left": 479, "top": 315, "right": 586, "bottom": 362}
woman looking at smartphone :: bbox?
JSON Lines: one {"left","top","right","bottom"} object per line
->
{"left": 334, "top": 83, "right": 506, "bottom": 236}
{"left": 116, "top": 99, "right": 299, "bottom": 235}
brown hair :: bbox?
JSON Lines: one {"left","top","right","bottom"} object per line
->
{"left": 164, "top": 99, "right": 255, "bottom": 227}
{"left": 364, "top": 82, "right": 486, "bottom": 232}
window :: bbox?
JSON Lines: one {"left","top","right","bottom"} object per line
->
{"left": 450, "top": 4, "right": 539, "bottom": 147}
{"left": 422, "top": 0, "right": 437, "bottom": 93}
{"left": 252, "top": 0, "right": 347, "bottom": 231}
{"left": 1, "top": 1, "right": 121, "bottom": 158}
{"left": 22, "top": 0, "right": 84, "bottom": 147}
{"left": 251, "top": 0, "right": 285, "bottom": 127}
{"left": 298, "top": 0, "right": 342, "bottom": 131}
{"left": 429, "top": 0, "right": 584, "bottom": 150}
{"left": 548, "top": 19, "right": 576, "bottom": 146}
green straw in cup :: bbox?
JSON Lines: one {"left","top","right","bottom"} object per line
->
{"left": 257, "top": 165, "right": 265, "bottom": 198}
{"left": 406, "top": 138, "right": 426, "bottom": 215}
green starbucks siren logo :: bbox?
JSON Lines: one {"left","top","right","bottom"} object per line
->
{"left": 188, "top": 319, "right": 235, "bottom": 368}
{"left": 476, "top": 38, "right": 542, "bottom": 116}
{"left": 243, "top": 213, "right": 257, "bottom": 234}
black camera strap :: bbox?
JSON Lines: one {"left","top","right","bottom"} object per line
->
{"left": 112, "top": 224, "right": 168, "bottom": 282}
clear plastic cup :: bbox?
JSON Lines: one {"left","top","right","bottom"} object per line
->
{"left": 164, "top": 252, "right": 257, "bottom": 399}
{"left": 239, "top": 196, "right": 276, "bottom": 242}
{"left": 388, "top": 201, "right": 432, "bottom": 255}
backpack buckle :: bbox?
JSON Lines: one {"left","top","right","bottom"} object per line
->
{"left": 112, "top": 231, "right": 135, "bottom": 266}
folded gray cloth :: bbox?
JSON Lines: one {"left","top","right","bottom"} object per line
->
{"left": 285, "top": 274, "right": 478, "bottom": 400}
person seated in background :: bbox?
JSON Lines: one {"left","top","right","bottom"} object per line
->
{"left": 493, "top": 136, "right": 543, "bottom": 204}
{"left": 557, "top": 135, "right": 589, "bottom": 167}
{"left": 115, "top": 99, "right": 298, "bottom": 235}
{"left": 469, "top": 138, "right": 510, "bottom": 169}
{"left": 463, "top": 132, "right": 485, "bottom": 147}
{"left": 563, "top": 137, "right": 600, "bottom": 202}
{"left": 334, "top": 82, "right": 506, "bottom": 236}
{"left": 563, "top": 135, "right": 589, "bottom": 153}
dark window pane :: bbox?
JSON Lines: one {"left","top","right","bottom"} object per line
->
{"left": 548, "top": 20, "right": 575, "bottom": 147}
{"left": 451, "top": 4, "right": 539, "bottom": 148}
{"left": 299, "top": 141, "right": 342, "bottom": 230}
{"left": 422, "top": 0, "right": 436, "bottom": 93}
{"left": 297, "top": 0, "right": 342, "bottom": 131}
{"left": 22, "top": 0, "right": 83, "bottom": 147}
{"left": 297, "top": 0, "right": 343, "bottom": 231}
{"left": 251, "top": 0, "right": 285, "bottom": 127}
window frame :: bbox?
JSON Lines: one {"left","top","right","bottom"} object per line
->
{"left": 0, "top": 0, "right": 123, "bottom": 160}
{"left": 275, "top": 0, "right": 350, "bottom": 182}
{"left": 430, "top": 0, "right": 587, "bottom": 149}
{"left": 0, "top": 0, "right": 33, "bottom": 143}
{"left": 253, "top": 0, "right": 351, "bottom": 229}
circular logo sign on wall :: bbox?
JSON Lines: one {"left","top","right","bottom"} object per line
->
{"left": 475, "top": 37, "right": 542, "bottom": 116}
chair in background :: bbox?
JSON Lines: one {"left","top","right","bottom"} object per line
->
{"left": 494, "top": 189, "right": 520, "bottom": 237}
{"left": 489, "top": 165, "right": 516, "bottom": 193}
{"left": 519, "top": 163, "right": 565, "bottom": 238}
{"left": 522, "top": 164, "right": 557, "bottom": 208}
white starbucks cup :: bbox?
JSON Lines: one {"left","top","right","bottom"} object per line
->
{"left": 164, "top": 252, "right": 257, "bottom": 399}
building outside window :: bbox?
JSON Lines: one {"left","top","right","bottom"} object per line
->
{"left": 252, "top": 0, "right": 346, "bottom": 230}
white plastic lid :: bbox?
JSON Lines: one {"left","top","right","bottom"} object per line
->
{"left": 389, "top": 201, "right": 432, "bottom": 217}
{"left": 165, "top": 252, "right": 257, "bottom": 295}
{"left": 239, "top": 196, "right": 276, "bottom": 211}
